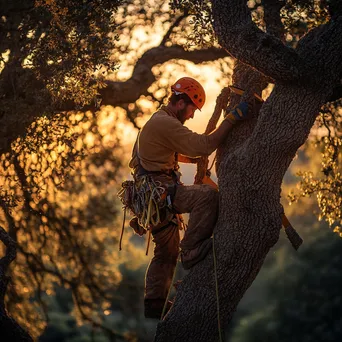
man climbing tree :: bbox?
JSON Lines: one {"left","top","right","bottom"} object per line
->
{"left": 122, "top": 77, "right": 249, "bottom": 319}
{"left": 1, "top": 0, "right": 341, "bottom": 340}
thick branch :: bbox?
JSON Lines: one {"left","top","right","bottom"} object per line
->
{"left": 262, "top": 0, "right": 286, "bottom": 40}
{"left": 0, "top": 44, "right": 227, "bottom": 155}
{"left": 296, "top": 16, "right": 342, "bottom": 90}
{"left": 211, "top": 0, "right": 307, "bottom": 82}
{"left": 99, "top": 45, "right": 227, "bottom": 107}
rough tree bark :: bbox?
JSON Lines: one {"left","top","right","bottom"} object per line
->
{"left": 155, "top": 1, "right": 342, "bottom": 341}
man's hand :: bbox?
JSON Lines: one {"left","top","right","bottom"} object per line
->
{"left": 225, "top": 102, "right": 249, "bottom": 124}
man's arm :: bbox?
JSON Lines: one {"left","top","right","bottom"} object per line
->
{"left": 159, "top": 102, "right": 249, "bottom": 158}
{"left": 206, "top": 102, "right": 249, "bottom": 149}
{"left": 206, "top": 119, "right": 235, "bottom": 148}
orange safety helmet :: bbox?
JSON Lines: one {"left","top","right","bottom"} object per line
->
{"left": 171, "top": 77, "right": 206, "bottom": 110}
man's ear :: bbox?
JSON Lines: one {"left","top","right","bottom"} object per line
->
{"left": 177, "top": 99, "right": 186, "bottom": 109}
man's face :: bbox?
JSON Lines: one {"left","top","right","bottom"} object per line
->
{"left": 176, "top": 100, "right": 197, "bottom": 124}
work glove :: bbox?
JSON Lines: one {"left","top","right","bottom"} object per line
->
{"left": 225, "top": 102, "right": 249, "bottom": 124}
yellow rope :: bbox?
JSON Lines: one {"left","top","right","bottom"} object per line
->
{"left": 194, "top": 87, "right": 230, "bottom": 185}
{"left": 145, "top": 195, "right": 154, "bottom": 228}
{"left": 145, "top": 228, "right": 152, "bottom": 256}
{"left": 161, "top": 253, "right": 179, "bottom": 320}
{"left": 139, "top": 177, "right": 163, "bottom": 229}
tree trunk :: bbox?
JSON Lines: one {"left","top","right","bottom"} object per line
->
{"left": 155, "top": 1, "right": 342, "bottom": 341}
{"left": 155, "top": 82, "right": 326, "bottom": 342}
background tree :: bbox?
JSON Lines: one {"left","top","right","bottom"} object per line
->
{"left": 0, "top": 109, "right": 129, "bottom": 339}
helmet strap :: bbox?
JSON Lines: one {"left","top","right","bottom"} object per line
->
{"left": 172, "top": 90, "right": 184, "bottom": 95}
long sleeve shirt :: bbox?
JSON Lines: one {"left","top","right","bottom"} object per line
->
{"left": 129, "top": 106, "right": 217, "bottom": 172}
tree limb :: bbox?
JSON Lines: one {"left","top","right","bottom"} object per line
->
{"left": 211, "top": 0, "right": 309, "bottom": 82}
{"left": 0, "top": 43, "right": 227, "bottom": 155}
{"left": 99, "top": 45, "right": 227, "bottom": 107}
{"left": 60, "top": 45, "right": 227, "bottom": 111}
{"left": 0, "top": 225, "right": 16, "bottom": 321}
{"left": 262, "top": 0, "right": 286, "bottom": 41}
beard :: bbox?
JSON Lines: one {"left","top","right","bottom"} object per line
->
{"left": 176, "top": 107, "right": 188, "bottom": 124}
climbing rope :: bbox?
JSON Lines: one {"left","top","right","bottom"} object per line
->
{"left": 161, "top": 253, "right": 180, "bottom": 320}
{"left": 208, "top": 154, "right": 217, "bottom": 173}
{"left": 117, "top": 175, "right": 167, "bottom": 249}
{"left": 145, "top": 228, "right": 152, "bottom": 256}
{"left": 194, "top": 87, "right": 230, "bottom": 185}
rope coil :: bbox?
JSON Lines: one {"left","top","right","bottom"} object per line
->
{"left": 117, "top": 176, "right": 167, "bottom": 230}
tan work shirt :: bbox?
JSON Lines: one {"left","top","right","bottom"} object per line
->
{"left": 129, "top": 106, "right": 217, "bottom": 172}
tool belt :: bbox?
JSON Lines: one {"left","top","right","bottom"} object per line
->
{"left": 118, "top": 166, "right": 179, "bottom": 231}
{"left": 135, "top": 164, "right": 181, "bottom": 185}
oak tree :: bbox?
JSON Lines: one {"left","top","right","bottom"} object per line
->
{"left": 1, "top": 0, "right": 341, "bottom": 340}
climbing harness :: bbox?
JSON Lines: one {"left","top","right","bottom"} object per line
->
{"left": 118, "top": 176, "right": 167, "bottom": 229}
{"left": 118, "top": 125, "right": 182, "bottom": 253}
{"left": 117, "top": 175, "right": 169, "bottom": 253}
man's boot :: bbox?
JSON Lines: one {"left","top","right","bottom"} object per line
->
{"left": 144, "top": 298, "right": 173, "bottom": 319}
{"left": 180, "top": 238, "right": 212, "bottom": 270}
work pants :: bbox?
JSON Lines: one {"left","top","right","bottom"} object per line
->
{"left": 145, "top": 180, "right": 219, "bottom": 300}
